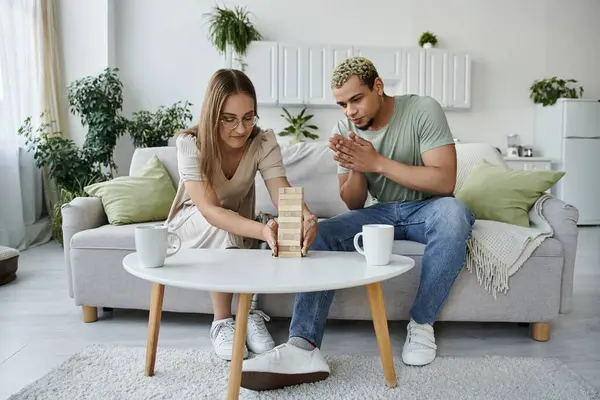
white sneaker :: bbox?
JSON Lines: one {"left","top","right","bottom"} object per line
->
{"left": 241, "top": 343, "right": 330, "bottom": 391}
{"left": 402, "top": 318, "right": 437, "bottom": 366}
{"left": 210, "top": 317, "right": 248, "bottom": 361}
{"left": 246, "top": 309, "right": 275, "bottom": 354}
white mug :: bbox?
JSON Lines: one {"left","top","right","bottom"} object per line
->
{"left": 135, "top": 225, "right": 181, "bottom": 268}
{"left": 353, "top": 224, "right": 394, "bottom": 266}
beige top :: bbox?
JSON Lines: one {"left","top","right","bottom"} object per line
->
{"left": 166, "top": 128, "right": 286, "bottom": 226}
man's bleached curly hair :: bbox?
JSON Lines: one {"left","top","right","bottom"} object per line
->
{"left": 330, "top": 57, "right": 379, "bottom": 90}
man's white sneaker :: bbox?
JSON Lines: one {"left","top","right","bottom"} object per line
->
{"left": 210, "top": 317, "right": 248, "bottom": 361}
{"left": 402, "top": 318, "right": 437, "bottom": 366}
{"left": 246, "top": 309, "right": 275, "bottom": 354}
{"left": 241, "top": 343, "right": 330, "bottom": 390}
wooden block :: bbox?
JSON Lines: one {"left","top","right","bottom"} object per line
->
{"left": 279, "top": 251, "right": 303, "bottom": 258}
{"left": 280, "top": 198, "right": 304, "bottom": 206}
{"left": 279, "top": 193, "right": 304, "bottom": 200}
{"left": 279, "top": 245, "right": 302, "bottom": 253}
{"left": 280, "top": 210, "right": 303, "bottom": 218}
{"left": 278, "top": 204, "right": 303, "bottom": 212}
{"left": 278, "top": 240, "right": 303, "bottom": 247}
{"left": 279, "top": 233, "right": 301, "bottom": 241}
{"left": 279, "top": 222, "right": 302, "bottom": 230}
{"left": 279, "top": 187, "right": 303, "bottom": 195}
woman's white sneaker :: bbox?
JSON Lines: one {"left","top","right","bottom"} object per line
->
{"left": 402, "top": 318, "right": 437, "bottom": 366}
{"left": 246, "top": 309, "right": 275, "bottom": 354}
{"left": 210, "top": 317, "right": 248, "bottom": 361}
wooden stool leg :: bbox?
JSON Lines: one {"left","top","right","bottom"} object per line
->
{"left": 145, "top": 283, "right": 165, "bottom": 376}
{"left": 227, "top": 293, "right": 253, "bottom": 400}
{"left": 82, "top": 306, "right": 97, "bottom": 323}
{"left": 531, "top": 322, "right": 550, "bottom": 341}
{"left": 366, "top": 282, "right": 397, "bottom": 388}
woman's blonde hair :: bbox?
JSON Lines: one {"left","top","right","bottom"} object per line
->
{"left": 182, "top": 69, "right": 260, "bottom": 190}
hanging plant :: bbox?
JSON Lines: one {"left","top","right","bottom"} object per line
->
{"left": 419, "top": 31, "right": 438, "bottom": 49}
{"left": 203, "top": 4, "right": 262, "bottom": 70}
{"left": 529, "top": 77, "right": 584, "bottom": 107}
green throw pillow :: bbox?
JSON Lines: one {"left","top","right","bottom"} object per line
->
{"left": 84, "top": 155, "right": 176, "bottom": 225}
{"left": 455, "top": 161, "right": 565, "bottom": 227}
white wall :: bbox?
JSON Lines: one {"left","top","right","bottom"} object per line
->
{"left": 57, "top": 0, "right": 113, "bottom": 146}
{"left": 58, "top": 0, "right": 600, "bottom": 175}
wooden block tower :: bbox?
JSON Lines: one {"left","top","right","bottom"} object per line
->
{"left": 276, "top": 187, "right": 304, "bottom": 258}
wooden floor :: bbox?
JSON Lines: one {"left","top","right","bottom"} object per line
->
{"left": 1, "top": 227, "right": 598, "bottom": 399}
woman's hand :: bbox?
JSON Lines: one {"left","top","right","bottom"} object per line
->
{"left": 302, "top": 213, "right": 318, "bottom": 256}
{"left": 262, "top": 219, "right": 278, "bottom": 256}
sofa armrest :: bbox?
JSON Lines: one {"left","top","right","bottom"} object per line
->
{"left": 540, "top": 196, "right": 579, "bottom": 314}
{"left": 61, "top": 197, "right": 108, "bottom": 298}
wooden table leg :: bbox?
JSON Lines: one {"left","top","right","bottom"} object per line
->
{"left": 145, "top": 283, "right": 165, "bottom": 376}
{"left": 227, "top": 293, "right": 253, "bottom": 400}
{"left": 366, "top": 282, "right": 397, "bottom": 388}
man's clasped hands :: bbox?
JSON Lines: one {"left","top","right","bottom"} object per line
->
{"left": 329, "top": 132, "right": 382, "bottom": 173}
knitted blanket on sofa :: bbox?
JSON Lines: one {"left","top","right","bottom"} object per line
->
{"left": 455, "top": 144, "right": 554, "bottom": 297}
{"left": 465, "top": 194, "right": 553, "bottom": 297}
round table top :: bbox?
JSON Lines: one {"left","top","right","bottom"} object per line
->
{"left": 123, "top": 249, "right": 414, "bottom": 294}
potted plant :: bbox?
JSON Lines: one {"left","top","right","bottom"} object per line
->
{"left": 127, "top": 101, "right": 193, "bottom": 148}
{"left": 19, "top": 115, "right": 110, "bottom": 244}
{"left": 203, "top": 3, "right": 262, "bottom": 71}
{"left": 66, "top": 67, "right": 127, "bottom": 176}
{"left": 278, "top": 107, "right": 319, "bottom": 144}
{"left": 529, "top": 77, "right": 584, "bottom": 107}
{"left": 419, "top": 31, "right": 438, "bottom": 49}
{"left": 19, "top": 67, "right": 128, "bottom": 244}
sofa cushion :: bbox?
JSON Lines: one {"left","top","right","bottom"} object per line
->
{"left": 85, "top": 155, "right": 177, "bottom": 225}
{"left": 455, "top": 161, "right": 565, "bottom": 227}
{"left": 255, "top": 141, "right": 349, "bottom": 218}
{"left": 454, "top": 143, "right": 507, "bottom": 193}
{"left": 129, "top": 146, "right": 179, "bottom": 185}
{"left": 70, "top": 221, "right": 163, "bottom": 251}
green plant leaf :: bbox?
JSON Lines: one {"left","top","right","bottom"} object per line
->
{"left": 203, "top": 4, "right": 261, "bottom": 56}
{"left": 278, "top": 107, "right": 319, "bottom": 141}
{"left": 529, "top": 76, "right": 584, "bottom": 107}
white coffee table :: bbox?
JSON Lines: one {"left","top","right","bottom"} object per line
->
{"left": 123, "top": 249, "right": 414, "bottom": 400}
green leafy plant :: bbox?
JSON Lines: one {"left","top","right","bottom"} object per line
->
{"left": 19, "top": 67, "right": 127, "bottom": 244}
{"left": 529, "top": 77, "right": 584, "bottom": 107}
{"left": 127, "top": 101, "right": 194, "bottom": 147}
{"left": 19, "top": 114, "right": 108, "bottom": 244}
{"left": 419, "top": 31, "right": 438, "bottom": 48}
{"left": 278, "top": 107, "right": 319, "bottom": 144}
{"left": 203, "top": 3, "right": 262, "bottom": 70}
{"left": 67, "top": 67, "right": 128, "bottom": 175}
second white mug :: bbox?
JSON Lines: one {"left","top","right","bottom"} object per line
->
{"left": 353, "top": 224, "right": 394, "bottom": 266}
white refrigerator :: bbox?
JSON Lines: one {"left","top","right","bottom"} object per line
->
{"left": 533, "top": 98, "right": 600, "bottom": 225}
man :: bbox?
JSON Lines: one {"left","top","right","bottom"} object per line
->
{"left": 241, "top": 57, "right": 475, "bottom": 391}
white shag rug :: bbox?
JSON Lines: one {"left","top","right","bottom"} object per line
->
{"left": 8, "top": 345, "right": 599, "bottom": 400}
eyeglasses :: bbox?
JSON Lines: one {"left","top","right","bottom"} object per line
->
{"left": 220, "top": 115, "right": 259, "bottom": 130}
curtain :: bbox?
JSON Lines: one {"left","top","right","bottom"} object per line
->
{"left": 0, "top": 0, "right": 61, "bottom": 250}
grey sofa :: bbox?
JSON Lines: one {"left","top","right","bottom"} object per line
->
{"left": 61, "top": 141, "right": 579, "bottom": 341}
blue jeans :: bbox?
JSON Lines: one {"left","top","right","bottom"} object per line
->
{"left": 289, "top": 196, "right": 475, "bottom": 348}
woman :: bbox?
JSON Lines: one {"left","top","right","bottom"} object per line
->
{"left": 165, "top": 69, "right": 318, "bottom": 361}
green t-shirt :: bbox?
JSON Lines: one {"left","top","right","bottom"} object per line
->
{"left": 333, "top": 95, "right": 455, "bottom": 203}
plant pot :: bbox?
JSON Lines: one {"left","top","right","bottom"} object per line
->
{"left": 423, "top": 42, "right": 433, "bottom": 49}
